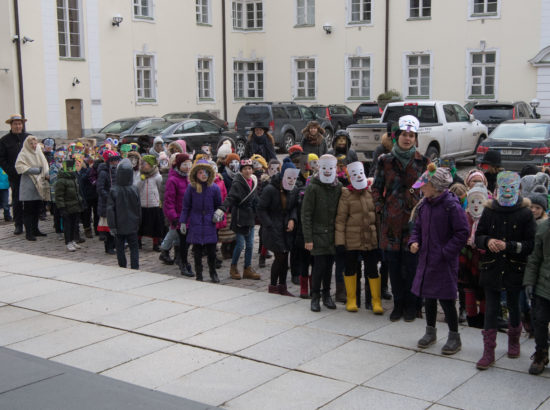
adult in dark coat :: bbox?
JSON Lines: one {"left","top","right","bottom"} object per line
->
{"left": 300, "top": 121, "right": 328, "bottom": 157}
{"left": 243, "top": 122, "right": 277, "bottom": 162}
{"left": 0, "top": 114, "right": 29, "bottom": 234}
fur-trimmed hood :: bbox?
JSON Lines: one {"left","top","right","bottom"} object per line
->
{"left": 301, "top": 123, "right": 325, "bottom": 146}
{"left": 167, "top": 141, "right": 184, "bottom": 155}
{"left": 189, "top": 161, "right": 215, "bottom": 192}
{"left": 381, "top": 132, "right": 394, "bottom": 152}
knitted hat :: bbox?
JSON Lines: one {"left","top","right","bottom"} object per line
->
{"left": 481, "top": 150, "right": 501, "bottom": 167}
{"left": 250, "top": 154, "right": 267, "bottom": 170}
{"left": 413, "top": 163, "right": 453, "bottom": 191}
{"left": 225, "top": 153, "right": 240, "bottom": 166}
{"left": 288, "top": 145, "right": 303, "bottom": 155}
{"left": 529, "top": 192, "right": 548, "bottom": 211}
{"left": 142, "top": 154, "right": 157, "bottom": 167}
{"left": 153, "top": 136, "right": 164, "bottom": 146}
{"left": 280, "top": 157, "right": 296, "bottom": 176}
{"left": 239, "top": 157, "right": 253, "bottom": 171}
{"left": 217, "top": 140, "right": 233, "bottom": 159}
{"left": 465, "top": 169, "right": 487, "bottom": 187}
{"left": 308, "top": 153, "right": 319, "bottom": 162}
{"left": 174, "top": 153, "right": 190, "bottom": 168}
{"left": 102, "top": 150, "right": 120, "bottom": 163}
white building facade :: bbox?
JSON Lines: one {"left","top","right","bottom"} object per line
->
{"left": 0, "top": 0, "right": 548, "bottom": 137}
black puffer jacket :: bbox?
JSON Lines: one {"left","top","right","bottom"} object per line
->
{"left": 107, "top": 159, "right": 141, "bottom": 235}
{"left": 475, "top": 197, "right": 536, "bottom": 290}
{"left": 221, "top": 173, "right": 258, "bottom": 235}
{"left": 258, "top": 174, "right": 299, "bottom": 252}
{"left": 96, "top": 162, "right": 112, "bottom": 217}
{"left": 0, "top": 131, "right": 28, "bottom": 181}
{"left": 327, "top": 133, "right": 358, "bottom": 165}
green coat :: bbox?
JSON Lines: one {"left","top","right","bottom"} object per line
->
{"left": 524, "top": 219, "right": 550, "bottom": 301}
{"left": 54, "top": 170, "right": 84, "bottom": 214}
{"left": 301, "top": 176, "right": 342, "bottom": 256}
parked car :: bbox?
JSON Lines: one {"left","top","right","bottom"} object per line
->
{"left": 310, "top": 104, "right": 354, "bottom": 134}
{"left": 347, "top": 100, "right": 488, "bottom": 162}
{"left": 121, "top": 119, "right": 243, "bottom": 155}
{"left": 234, "top": 102, "right": 334, "bottom": 152}
{"left": 353, "top": 102, "right": 383, "bottom": 123}
{"left": 469, "top": 101, "right": 537, "bottom": 134}
{"left": 162, "top": 111, "right": 228, "bottom": 130}
{"left": 476, "top": 120, "right": 550, "bottom": 171}
{"left": 89, "top": 117, "right": 165, "bottom": 143}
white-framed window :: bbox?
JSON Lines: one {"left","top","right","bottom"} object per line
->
{"left": 56, "top": 0, "right": 83, "bottom": 58}
{"left": 196, "top": 0, "right": 210, "bottom": 24}
{"left": 292, "top": 57, "right": 316, "bottom": 100}
{"left": 296, "top": 0, "right": 315, "bottom": 26}
{"left": 468, "top": 0, "right": 500, "bottom": 19}
{"left": 345, "top": 56, "right": 371, "bottom": 100}
{"left": 232, "top": 0, "right": 263, "bottom": 30}
{"left": 233, "top": 60, "right": 264, "bottom": 100}
{"left": 409, "top": 0, "right": 431, "bottom": 18}
{"left": 133, "top": 0, "right": 154, "bottom": 20}
{"left": 405, "top": 54, "right": 431, "bottom": 98}
{"left": 135, "top": 53, "right": 156, "bottom": 102}
{"left": 347, "top": 0, "right": 372, "bottom": 25}
{"left": 197, "top": 58, "right": 214, "bottom": 101}
{"left": 467, "top": 50, "right": 498, "bottom": 99}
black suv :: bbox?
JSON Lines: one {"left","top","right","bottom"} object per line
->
{"left": 234, "top": 102, "right": 334, "bottom": 153}
{"left": 470, "top": 101, "right": 537, "bottom": 134}
{"left": 310, "top": 104, "right": 354, "bottom": 134}
{"left": 353, "top": 102, "right": 383, "bottom": 122}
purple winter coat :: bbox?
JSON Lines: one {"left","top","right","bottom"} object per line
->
{"left": 180, "top": 169, "right": 221, "bottom": 245}
{"left": 164, "top": 168, "right": 189, "bottom": 227}
{"left": 409, "top": 190, "right": 469, "bottom": 300}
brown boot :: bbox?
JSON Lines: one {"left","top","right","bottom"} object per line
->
{"left": 230, "top": 264, "right": 241, "bottom": 280}
{"left": 243, "top": 266, "right": 261, "bottom": 280}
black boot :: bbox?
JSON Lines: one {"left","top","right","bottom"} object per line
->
{"left": 195, "top": 260, "right": 203, "bottom": 282}
{"left": 173, "top": 245, "right": 182, "bottom": 267}
{"left": 311, "top": 292, "right": 321, "bottom": 312}
{"left": 159, "top": 249, "right": 174, "bottom": 265}
{"left": 24, "top": 215, "right": 35, "bottom": 241}
{"left": 390, "top": 301, "right": 403, "bottom": 322}
{"left": 364, "top": 282, "right": 372, "bottom": 310}
{"left": 215, "top": 257, "right": 222, "bottom": 269}
{"left": 322, "top": 291, "right": 336, "bottom": 309}
{"left": 208, "top": 257, "right": 220, "bottom": 283}
{"left": 13, "top": 224, "right": 23, "bottom": 235}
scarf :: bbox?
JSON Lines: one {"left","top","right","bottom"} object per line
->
{"left": 392, "top": 144, "right": 416, "bottom": 170}
{"left": 140, "top": 166, "right": 159, "bottom": 180}
{"left": 225, "top": 166, "right": 237, "bottom": 180}
{"left": 175, "top": 169, "right": 188, "bottom": 178}
{"left": 14, "top": 136, "right": 51, "bottom": 201}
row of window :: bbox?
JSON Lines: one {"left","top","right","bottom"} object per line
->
{"left": 134, "top": 50, "right": 498, "bottom": 104}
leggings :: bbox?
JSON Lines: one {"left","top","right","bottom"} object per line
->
{"left": 270, "top": 251, "right": 289, "bottom": 286}
{"left": 311, "top": 255, "right": 334, "bottom": 294}
{"left": 425, "top": 298, "right": 458, "bottom": 332}
{"left": 345, "top": 250, "right": 378, "bottom": 278}
{"left": 484, "top": 288, "right": 520, "bottom": 330}
{"left": 292, "top": 246, "right": 313, "bottom": 278}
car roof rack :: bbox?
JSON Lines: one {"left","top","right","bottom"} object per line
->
{"left": 245, "top": 102, "right": 272, "bottom": 105}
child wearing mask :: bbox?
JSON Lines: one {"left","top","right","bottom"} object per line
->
{"left": 138, "top": 155, "right": 164, "bottom": 251}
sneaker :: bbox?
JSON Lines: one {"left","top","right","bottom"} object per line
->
{"left": 66, "top": 243, "right": 76, "bottom": 252}
{"left": 57, "top": 233, "right": 64, "bottom": 241}
{"left": 71, "top": 241, "right": 82, "bottom": 249}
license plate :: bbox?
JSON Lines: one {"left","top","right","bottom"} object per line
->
{"left": 500, "top": 149, "right": 521, "bottom": 156}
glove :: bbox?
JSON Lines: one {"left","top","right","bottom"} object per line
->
{"left": 109, "top": 229, "right": 117, "bottom": 237}
{"left": 525, "top": 285, "right": 534, "bottom": 300}
{"left": 335, "top": 245, "right": 346, "bottom": 255}
{"left": 212, "top": 209, "right": 225, "bottom": 223}
{"left": 180, "top": 224, "right": 187, "bottom": 235}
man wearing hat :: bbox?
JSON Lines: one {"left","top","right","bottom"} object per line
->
{"left": 244, "top": 121, "right": 277, "bottom": 162}
{"left": 0, "top": 114, "right": 30, "bottom": 234}
{"left": 479, "top": 150, "right": 502, "bottom": 194}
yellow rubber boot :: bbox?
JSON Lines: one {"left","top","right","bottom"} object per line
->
{"left": 369, "top": 276, "right": 384, "bottom": 315}
{"left": 344, "top": 275, "right": 358, "bottom": 312}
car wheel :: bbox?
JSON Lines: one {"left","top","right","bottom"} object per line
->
{"left": 425, "top": 145, "right": 440, "bottom": 162}
{"left": 324, "top": 128, "right": 334, "bottom": 147}
{"left": 284, "top": 132, "right": 295, "bottom": 153}
{"left": 235, "top": 139, "right": 246, "bottom": 157}
{"left": 473, "top": 136, "right": 486, "bottom": 165}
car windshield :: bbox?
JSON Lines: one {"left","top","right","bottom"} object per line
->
{"left": 163, "top": 113, "right": 191, "bottom": 120}
{"left": 384, "top": 105, "right": 437, "bottom": 123}
{"left": 358, "top": 105, "right": 379, "bottom": 114}
{"left": 472, "top": 105, "right": 514, "bottom": 121}
{"left": 310, "top": 107, "right": 327, "bottom": 118}
{"left": 99, "top": 120, "right": 138, "bottom": 133}
{"left": 239, "top": 106, "right": 271, "bottom": 122}
{"left": 490, "top": 123, "right": 550, "bottom": 140}
{"left": 134, "top": 121, "right": 173, "bottom": 135}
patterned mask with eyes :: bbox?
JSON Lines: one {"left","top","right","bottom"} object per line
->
{"left": 347, "top": 161, "right": 367, "bottom": 190}
{"left": 282, "top": 168, "right": 300, "bottom": 191}
{"left": 229, "top": 160, "right": 240, "bottom": 173}
{"left": 318, "top": 156, "right": 337, "bottom": 184}
{"left": 497, "top": 171, "right": 520, "bottom": 207}
{"left": 130, "top": 157, "right": 139, "bottom": 168}
{"left": 160, "top": 159, "right": 169, "bottom": 168}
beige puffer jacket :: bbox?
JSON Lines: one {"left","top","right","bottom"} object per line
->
{"left": 335, "top": 186, "right": 377, "bottom": 251}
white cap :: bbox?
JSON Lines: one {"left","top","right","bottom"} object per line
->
{"left": 399, "top": 115, "right": 420, "bottom": 133}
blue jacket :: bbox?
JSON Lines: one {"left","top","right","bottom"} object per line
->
{"left": 0, "top": 167, "right": 9, "bottom": 190}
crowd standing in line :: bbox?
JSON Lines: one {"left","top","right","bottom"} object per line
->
{"left": 1, "top": 113, "right": 550, "bottom": 375}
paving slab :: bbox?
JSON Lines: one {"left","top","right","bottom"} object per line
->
{"left": 101, "top": 344, "right": 227, "bottom": 389}
{"left": 0, "top": 305, "right": 41, "bottom": 325}
{"left": 126, "top": 277, "right": 208, "bottom": 299}
{"left": 89, "top": 271, "right": 172, "bottom": 291}
{"left": 305, "top": 308, "right": 390, "bottom": 337}
{"left": 54, "top": 267, "right": 134, "bottom": 285}
{"left": 0, "top": 314, "right": 76, "bottom": 346}
{"left": 223, "top": 370, "right": 353, "bottom": 410}
{"left": 321, "top": 386, "right": 431, "bottom": 410}
{"left": 0, "top": 257, "right": 73, "bottom": 275}
{"left": 253, "top": 298, "right": 336, "bottom": 325}
{"left": 298, "top": 339, "right": 414, "bottom": 385}
{"left": 438, "top": 367, "right": 550, "bottom": 410}
{"left": 0, "top": 277, "right": 75, "bottom": 304}
{"left": 239, "top": 326, "right": 351, "bottom": 369}
{"left": 208, "top": 291, "right": 297, "bottom": 316}
{"left": 167, "top": 283, "right": 254, "bottom": 307}
{"left": 28, "top": 261, "right": 113, "bottom": 279}
{"left": 12, "top": 285, "right": 110, "bottom": 312}
{"left": 158, "top": 356, "right": 287, "bottom": 406}
{"left": 361, "top": 318, "right": 443, "bottom": 350}
{"left": 52, "top": 333, "right": 173, "bottom": 373}
{"left": 364, "top": 353, "right": 478, "bottom": 402}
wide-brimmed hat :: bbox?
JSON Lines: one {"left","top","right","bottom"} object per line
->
{"left": 481, "top": 150, "right": 501, "bottom": 167}
{"left": 5, "top": 114, "right": 27, "bottom": 124}
{"left": 250, "top": 121, "right": 269, "bottom": 132}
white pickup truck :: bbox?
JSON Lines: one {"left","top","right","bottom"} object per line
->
{"left": 347, "top": 101, "right": 488, "bottom": 163}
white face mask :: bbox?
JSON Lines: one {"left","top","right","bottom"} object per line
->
{"left": 229, "top": 160, "right": 240, "bottom": 173}
{"left": 209, "top": 162, "right": 218, "bottom": 174}
{"left": 467, "top": 191, "right": 488, "bottom": 219}
{"left": 347, "top": 161, "right": 367, "bottom": 190}
{"left": 268, "top": 164, "right": 279, "bottom": 177}
{"left": 309, "top": 159, "right": 319, "bottom": 172}
{"left": 201, "top": 146, "right": 211, "bottom": 156}
{"left": 160, "top": 159, "right": 169, "bottom": 168}
{"left": 130, "top": 157, "right": 138, "bottom": 167}
{"left": 252, "top": 160, "right": 263, "bottom": 171}
{"left": 282, "top": 168, "right": 300, "bottom": 191}
{"left": 319, "top": 157, "right": 337, "bottom": 184}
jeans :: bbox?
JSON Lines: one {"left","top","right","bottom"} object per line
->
{"left": 534, "top": 295, "right": 550, "bottom": 351}
{"left": 311, "top": 254, "right": 334, "bottom": 294}
{"left": 0, "top": 189, "right": 10, "bottom": 218}
{"left": 232, "top": 229, "right": 254, "bottom": 267}
{"left": 385, "top": 250, "right": 418, "bottom": 307}
{"left": 484, "top": 288, "right": 520, "bottom": 330}
{"left": 115, "top": 233, "right": 139, "bottom": 269}
{"left": 161, "top": 228, "right": 180, "bottom": 251}
{"left": 425, "top": 298, "right": 458, "bottom": 332}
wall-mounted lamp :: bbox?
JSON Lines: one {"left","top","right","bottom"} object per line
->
{"left": 72, "top": 77, "right": 80, "bottom": 87}
{"left": 322, "top": 23, "right": 333, "bottom": 34}
{"left": 112, "top": 14, "right": 123, "bottom": 27}
{"left": 0, "top": 68, "right": 9, "bottom": 73}
{"left": 22, "top": 36, "right": 34, "bottom": 44}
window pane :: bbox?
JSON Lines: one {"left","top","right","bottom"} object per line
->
{"left": 472, "top": 54, "right": 483, "bottom": 64}
{"left": 485, "top": 52, "right": 496, "bottom": 63}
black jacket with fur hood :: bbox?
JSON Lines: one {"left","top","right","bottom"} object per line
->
{"left": 475, "top": 197, "right": 536, "bottom": 290}
{"left": 300, "top": 125, "right": 328, "bottom": 157}
{"left": 369, "top": 132, "right": 393, "bottom": 177}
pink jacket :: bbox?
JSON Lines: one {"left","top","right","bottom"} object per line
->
{"left": 214, "top": 173, "right": 228, "bottom": 229}
{"left": 164, "top": 168, "right": 189, "bottom": 226}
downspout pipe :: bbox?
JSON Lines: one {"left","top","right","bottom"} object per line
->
{"left": 384, "top": 0, "right": 389, "bottom": 93}
{"left": 13, "top": 0, "right": 25, "bottom": 117}
{"left": 222, "top": 0, "right": 228, "bottom": 123}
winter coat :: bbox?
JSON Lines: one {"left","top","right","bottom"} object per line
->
{"left": 327, "top": 133, "right": 358, "bottom": 165}
{"left": 244, "top": 133, "right": 277, "bottom": 162}
{"left": 214, "top": 174, "right": 228, "bottom": 229}
{"left": 334, "top": 186, "right": 378, "bottom": 251}
{"left": 163, "top": 168, "right": 189, "bottom": 226}
{"left": 292, "top": 174, "right": 308, "bottom": 248}
{"left": 409, "top": 190, "right": 470, "bottom": 299}
{"left": 107, "top": 159, "right": 141, "bottom": 235}
{"left": 372, "top": 150, "right": 429, "bottom": 251}
{"left": 138, "top": 169, "right": 162, "bottom": 208}
{"left": 524, "top": 219, "right": 550, "bottom": 301}
{"left": 475, "top": 198, "right": 536, "bottom": 291}
{"left": 0, "top": 168, "right": 8, "bottom": 190}
{"left": 96, "top": 162, "right": 112, "bottom": 217}
{"left": 222, "top": 169, "right": 236, "bottom": 192}
{"left": 49, "top": 163, "right": 61, "bottom": 201}
{"left": 258, "top": 174, "right": 299, "bottom": 253}
{"left": 0, "top": 131, "right": 28, "bottom": 182}
{"left": 221, "top": 173, "right": 258, "bottom": 235}
{"left": 179, "top": 165, "right": 221, "bottom": 245}
{"left": 300, "top": 127, "right": 328, "bottom": 157}
{"left": 301, "top": 176, "right": 342, "bottom": 255}
{"left": 77, "top": 166, "right": 95, "bottom": 206}
{"left": 369, "top": 133, "right": 393, "bottom": 178}
{"left": 18, "top": 171, "right": 43, "bottom": 201}
{"left": 54, "top": 170, "right": 84, "bottom": 214}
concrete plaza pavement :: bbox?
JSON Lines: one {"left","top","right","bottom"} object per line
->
{"left": 0, "top": 247, "right": 549, "bottom": 409}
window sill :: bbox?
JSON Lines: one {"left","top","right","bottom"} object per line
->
{"left": 346, "top": 21, "right": 373, "bottom": 27}
{"left": 293, "top": 97, "right": 317, "bottom": 102}
{"left": 198, "top": 98, "right": 215, "bottom": 102}
{"left": 196, "top": 22, "right": 212, "bottom": 27}
{"left": 234, "top": 98, "right": 264, "bottom": 102}
{"left": 468, "top": 95, "right": 495, "bottom": 100}
{"left": 294, "top": 23, "right": 315, "bottom": 28}
{"left": 406, "top": 95, "right": 430, "bottom": 99}
{"left": 346, "top": 96, "right": 370, "bottom": 101}
{"left": 133, "top": 16, "right": 155, "bottom": 23}
{"left": 468, "top": 12, "right": 499, "bottom": 20}
{"left": 137, "top": 98, "right": 158, "bottom": 104}
{"left": 232, "top": 27, "right": 264, "bottom": 32}
{"left": 406, "top": 16, "right": 431, "bottom": 21}
{"left": 60, "top": 57, "right": 85, "bottom": 62}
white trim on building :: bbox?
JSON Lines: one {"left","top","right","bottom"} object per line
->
{"left": 344, "top": 53, "right": 373, "bottom": 102}
{"left": 196, "top": 56, "right": 216, "bottom": 103}
{"left": 345, "top": 0, "right": 374, "bottom": 27}
{"left": 467, "top": 0, "right": 500, "bottom": 21}
{"left": 132, "top": 0, "right": 155, "bottom": 22}
{"left": 464, "top": 47, "right": 500, "bottom": 101}
{"left": 402, "top": 50, "right": 433, "bottom": 99}
{"left": 196, "top": 0, "right": 211, "bottom": 25}
{"left": 232, "top": 58, "right": 265, "bottom": 102}
{"left": 291, "top": 56, "right": 318, "bottom": 101}
{"left": 134, "top": 51, "right": 158, "bottom": 105}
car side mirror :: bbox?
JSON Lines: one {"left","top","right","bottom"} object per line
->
{"left": 468, "top": 113, "right": 475, "bottom": 122}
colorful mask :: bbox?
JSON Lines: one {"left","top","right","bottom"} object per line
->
{"left": 347, "top": 161, "right": 368, "bottom": 190}
{"left": 54, "top": 150, "right": 66, "bottom": 164}
{"left": 229, "top": 159, "right": 240, "bottom": 173}
{"left": 268, "top": 163, "right": 280, "bottom": 177}
{"left": 496, "top": 171, "right": 520, "bottom": 207}
{"left": 282, "top": 168, "right": 300, "bottom": 191}
{"left": 467, "top": 184, "right": 488, "bottom": 219}
{"left": 398, "top": 115, "right": 420, "bottom": 133}
{"left": 318, "top": 155, "right": 337, "bottom": 184}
